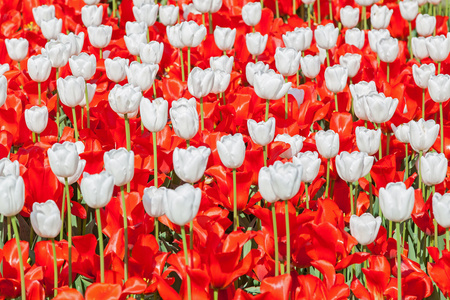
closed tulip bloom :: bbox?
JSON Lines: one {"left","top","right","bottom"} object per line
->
{"left": 57, "top": 76, "right": 86, "bottom": 108}
{"left": 293, "top": 151, "right": 321, "bottom": 183}
{"left": 0, "top": 76, "right": 6, "bottom": 107}
{"left": 210, "top": 55, "right": 234, "bottom": 74}
{"left": 173, "top": 146, "right": 211, "bottom": 183}
{"left": 170, "top": 97, "right": 199, "bottom": 140}
{"left": 391, "top": 123, "right": 411, "bottom": 143}
{"left": 142, "top": 186, "right": 166, "bottom": 217}
{"left": 32, "top": 5, "right": 55, "bottom": 27}
{"left": 246, "top": 32, "right": 268, "bottom": 56}
{"left": 254, "top": 70, "right": 292, "bottom": 100}
{"left": 0, "top": 175, "right": 24, "bottom": 217}
{"left": 28, "top": 55, "right": 52, "bottom": 82}
{"left": 79, "top": 83, "right": 96, "bottom": 108}
{"left": 58, "top": 32, "right": 85, "bottom": 56}
{"left": 104, "top": 148, "right": 135, "bottom": 186}
{"left": 282, "top": 27, "right": 313, "bottom": 52}
{"left": 180, "top": 21, "right": 207, "bottom": 48}
{"left": 245, "top": 61, "right": 269, "bottom": 85}
{"left": 425, "top": 35, "right": 450, "bottom": 62}
{"left": 399, "top": 0, "right": 419, "bottom": 21}
{"left": 272, "top": 161, "right": 303, "bottom": 200}
{"left": 80, "top": 171, "right": 114, "bottom": 209}
{"left": 416, "top": 14, "right": 436, "bottom": 36}
{"left": 109, "top": 84, "right": 143, "bottom": 117}
{"left": 242, "top": 2, "right": 262, "bottom": 26}
{"left": 217, "top": 133, "right": 246, "bottom": 169}
{"left": 339, "top": 53, "right": 361, "bottom": 78}
{"left": 0, "top": 64, "right": 9, "bottom": 76}
{"left": 336, "top": 151, "right": 374, "bottom": 182}
{"left": 133, "top": 3, "right": 159, "bottom": 26}
{"left": 105, "top": 57, "right": 129, "bottom": 83}
{"left": 82, "top": 5, "right": 103, "bottom": 27}
{"left": 48, "top": 142, "right": 80, "bottom": 178}
{"left": 420, "top": 152, "right": 447, "bottom": 186}
{"left": 5, "top": 38, "right": 28, "bottom": 62}
{"left": 25, "top": 106, "right": 48, "bottom": 134}
{"left": 368, "top": 29, "right": 391, "bottom": 53}
{"left": 350, "top": 81, "right": 377, "bottom": 101}
{"left": 41, "top": 18, "right": 62, "bottom": 40}
{"left": 275, "top": 47, "right": 301, "bottom": 77}
{"left": 30, "top": 200, "right": 61, "bottom": 239}
{"left": 0, "top": 159, "right": 20, "bottom": 178}
{"left": 84, "top": 0, "right": 101, "bottom": 4}
{"left": 69, "top": 52, "right": 96, "bottom": 80}
{"left": 315, "top": 130, "right": 339, "bottom": 159}
{"left": 350, "top": 213, "right": 382, "bottom": 245}
{"left": 362, "top": 92, "right": 398, "bottom": 124}
{"left": 315, "top": 23, "right": 339, "bottom": 50}
{"left": 134, "top": 0, "right": 155, "bottom": 7}
{"left": 412, "top": 37, "right": 429, "bottom": 60}
{"left": 126, "top": 21, "right": 147, "bottom": 35}
{"left": 356, "top": 127, "right": 382, "bottom": 155}
{"left": 432, "top": 193, "right": 450, "bottom": 228}
{"left": 56, "top": 158, "right": 86, "bottom": 185}
{"left": 41, "top": 41, "right": 71, "bottom": 69}
{"left": 412, "top": 63, "right": 436, "bottom": 89}
{"left": 274, "top": 134, "right": 304, "bottom": 159}
{"left": 188, "top": 67, "right": 215, "bottom": 98}
{"left": 211, "top": 70, "right": 230, "bottom": 94}
{"left": 300, "top": 55, "right": 321, "bottom": 79}
{"left": 325, "top": 65, "right": 348, "bottom": 93}
{"left": 258, "top": 167, "right": 278, "bottom": 203}
{"left": 380, "top": 182, "right": 415, "bottom": 222}
{"left": 167, "top": 24, "right": 184, "bottom": 48}
{"left": 355, "top": 0, "right": 374, "bottom": 6}
{"left": 139, "top": 41, "right": 164, "bottom": 64}
{"left": 88, "top": 25, "right": 113, "bottom": 49}
{"left": 126, "top": 62, "right": 158, "bottom": 92}
{"left": 159, "top": 5, "right": 178, "bottom": 26}
{"left": 124, "top": 32, "right": 147, "bottom": 56}
{"left": 193, "top": 0, "right": 222, "bottom": 13}
{"left": 140, "top": 97, "right": 168, "bottom": 132}
{"left": 214, "top": 27, "right": 236, "bottom": 51}
{"left": 164, "top": 183, "right": 201, "bottom": 226}
{"left": 247, "top": 117, "right": 275, "bottom": 146}
{"left": 340, "top": 6, "right": 359, "bottom": 28}
{"left": 377, "top": 37, "right": 399, "bottom": 63}
{"left": 371, "top": 5, "right": 393, "bottom": 29}
{"left": 345, "top": 28, "right": 365, "bottom": 49}
{"left": 428, "top": 74, "right": 450, "bottom": 103}
{"left": 408, "top": 118, "right": 440, "bottom": 152}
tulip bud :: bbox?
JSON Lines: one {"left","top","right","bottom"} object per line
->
{"left": 368, "top": 29, "right": 391, "bottom": 53}
{"left": 379, "top": 182, "right": 415, "bottom": 222}
{"left": 412, "top": 63, "right": 436, "bottom": 89}
{"left": 314, "top": 23, "right": 339, "bottom": 50}
{"left": 41, "top": 18, "right": 62, "bottom": 40}
{"left": 169, "top": 97, "right": 199, "bottom": 140}
{"left": 48, "top": 142, "right": 80, "bottom": 178}
{"left": 126, "top": 21, "right": 147, "bottom": 35}
{"left": 339, "top": 53, "right": 361, "bottom": 78}
{"left": 246, "top": 32, "right": 268, "bottom": 56}
{"left": 105, "top": 57, "right": 129, "bottom": 83}
{"left": 416, "top": 14, "right": 436, "bottom": 36}
{"left": 214, "top": 26, "right": 236, "bottom": 51}
{"left": 88, "top": 25, "right": 113, "bottom": 49}
{"left": 25, "top": 106, "right": 48, "bottom": 134}
{"left": 350, "top": 81, "right": 377, "bottom": 118}
{"left": 242, "top": 2, "right": 262, "bottom": 26}
{"left": 356, "top": 127, "right": 381, "bottom": 155}
{"left": 275, "top": 47, "right": 301, "bottom": 77}
{"left": 41, "top": 41, "right": 71, "bottom": 69}
{"left": 124, "top": 32, "right": 147, "bottom": 56}
{"left": 355, "top": 0, "right": 374, "bottom": 6}
{"left": 69, "top": 52, "right": 97, "bottom": 80}
{"left": 345, "top": 28, "right": 365, "bottom": 49}
{"left": 133, "top": 0, "right": 154, "bottom": 7}
{"left": 82, "top": 5, "right": 103, "bottom": 27}
{"left": 432, "top": 193, "right": 450, "bottom": 228}
{"left": 217, "top": 133, "right": 246, "bottom": 169}
{"left": 80, "top": 171, "right": 115, "bottom": 209}
{"left": 0, "top": 76, "right": 6, "bottom": 107}
{"left": 293, "top": 151, "right": 321, "bottom": 183}
{"left": 300, "top": 55, "right": 321, "bottom": 79}
{"left": 140, "top": 97, "right": 168, "bottom": 132}
{"left": 167, "top": 24, "right": 184, "bottom": 49}
{"left": 254, "top": 70, "right": 291, "bottom": 100}
{"left": 399, "top": 0, "right": 419, "bottom": 21}
{"left": 5, "top": 38, "right": 28, "bottom": 62}
{"left": 412, "top": 37, "right": 429, "bottom": 60}
{"left": 370, "top": 5, "right": 393, "bottom": 29}
{"left": 0, "top": 159, "right": 19, "bottom": 178}
{"left": 391, "top": 123, "right": 411, "bottom": 143}
{"left": 33, "top": 5, "right": 55, "bottom": 27}
{"left": 104, "top": 148, "right": 135, "bottom": 187}
{"left": 377, "top": 37, "right": 399, "bottom": 63}
{"left": 30, "top": 200, "right": 62, "bottom": 239}
{"left": 428, "top": 74, "right": 450, "bottom": 103}
{"left": 245, "top": 61, "right": 269, "bottom": 86}
{"left": 164, "top": 183, "right": 201, "bottom": 226}
{"left": 426, "top": 35, "right": 450, "bottom": 62}
{"left": 126, "top": 62, "right": 158, "bottom": 92}
{"left": 193, "top": 0, "right": 222, "bottom": 13}
{"left": 159, "top": 5, "right": 179, "bottom": 26}
{"left": 173, "top": 146, "right": 211, "bottom": 183}
{"left": 315, "top": 130, "right": 339, "bottom": 159}
{"left": 210, "top": 55, "right": 234, "bottom": 74}
{"left": 56, "top": 158, "right": 86, "bottom": 186}
{"left": 421, "top": 152, "right": 447, "bottom": 186}
{"left": 247, "top": 117, "right": 275, "bottom": 146}
{"left": 274, "top": 134, "right": 304, "bottom": 159}
{"left": 139, "top": 41, "right": 164, "bottom": 64}
{"left": 180, "top": 21, "right": 207, "bottom": 48}
{"left": 259, "top": 161, "right": 302, "bottom": 202}
{"left": 340, "top": 6, "right": 360, "bottom": 28}
{"left": 408, "top": 118, "right": 440, "bottom": 152}
{"left": 282, "top": 27, "right": 313, "bottom": 52}
{"left": 362, "top": 92, "right": 398, "bottom": 124}
{"left": 142, "top": 186, "right": 166, "bottom": 217}
{"left": 337, "top": 151, "right": 374, "bottom": 182}
{"left": 325, "top": 65, "right": 348, "bottom": 93}
{"left": 133, "top": 3, "right": 159, "bottom": 26}
{"left": 350, "top": 213, "right": 382, "bottom": 245}
{"left": 0, "top": 64, "right": 9, "bottom": 76}
{"left": 109, "top": 84, "right": 143, "bottom": 118}
{"left": 0, "top": 175, "right": 25, "bottom": 217}
{"left": 188, "top": 67, "right": 215, "bottom": 98}
{"left": 84, "top": 0, "right": 101, "bottom": 4}
{"left": 57, "top": 76, "right": 86, "bottom": 108}
{"left": 211, "top": 69, "right": 230, "bottom": 94}
{"left": 58, "top": 32, "right": 85, "bottom": 57}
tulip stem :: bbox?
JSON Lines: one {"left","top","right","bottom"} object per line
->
{"left": 112, "top": 0, "right": 117, "bottom": 18}
{"left": 418, "top": 150, "right": 423, "bottom": 191}
{"left": 328, "top": 0, "right": 332, "bottom": 21}
{"left": 422, "top": 89, "right": 426, "bottom": 119}
{"left": 121, "top": 185, "right": 129, "bottom": 282}
{"left": 305, "top": 182, "right": 309, "bottom": 209}
{"left": 154, "top": 218, "right": 159, "bottom": 246}
{"left": 349, "top": 183, "right": 354, "bottom": 215}
{"left": 11, "top": 217, "right": 25, "bottom": 300}
{"left": 85, "top": 85, "right": 90, "bottom": 129}
{"left": 261, "top": 0, "right": 264, "bottom": 8}
{"left": 438, "top": 61, "right": 441, "bottom": 74}
{"left": 200, "top": 97, "right": 204, "bottom": 131}
{"left": 446, "top": 228, "right": 449, "bottom": 251}
{"left": 285, "top": 77, "right": 289, "bottom": 119}
{"left": 72, "top": 107, "right": 79, "bottom": 142}
{"left": 60, "top": 187, "right": 66, "bottom": 241}
{"left": 32, "top": 132, "right": 36, "bottom": 143}
{"left": 404, "top": 143, "right": 409, "bottom": 180}
{"left": 317, "top": 0, "right": 321, "bottom": 23}
{"left": 308, "top": 4, "right": 312, "bottom": 28}
{"left": 100, "top": 49, "right": 103, "bottom": 60}
{"left": 408, "top": 21, "right": 413, "bottom": 60}
{"left": 56, "top": 68, "right": 61, "bottom": 141}
{"left": 209, "top": 12, "right": 213, "bottom": 35}
{"left": 387, "top": 63, "right": 390, "bottom": 84}
{"left": 38, "top": 82, "right": 41, "bottom": 105}
{"left": 265, "top": 99, "right": 269, "bottom": 121}
{"left": 263, "top": 145, "right": 267, "bottom": 167}
{"left": 180, "top": 49, "right": 185, "bottom": 82}
{"left": 362, "top": 6, "right": 367, "bottom": 30}
{"left": 124, "top": 113, "right": 131, "bottom": 152}
{"left": 440, "top": 102, "right": 444, "bottom": 153}
{"left": 275, "top": 0, "right": 279, "bottom": 18}
{"left": 326, "top": 50, "right": 330, "bottom": 68}
{"left": 180, "top": 226, "right": 192, "bottom": 300}
{"left": 233, "top": 168, "right": 238, "bottom": 230}
{"left": 396, "top": 222, "right": 402, "bottom": 300}
{"left": 271, "top": 204, "right": 279, "bottom": 276}
{"left": 51, "top": 238, "right": 58, "bottom": 296}
{"left": 95, "top": 208, "right": 105, "bottom": 283}
{"left": 293, "top": 0, "right": 296, "bottom": 14}
{"left": 153, "top": 131, "right": 158, "bottom": 187}
{"left": 214, "top": 289, "right": 218, "bottom": 300}
{"left": 325, "top": 159, "right": 330, "bottom": 198}
{"left": 187, "top": 47, "right": 191, "bottom": 75}
{"left": 153, "top": 82, "right": 157, "bottom": 99}
{"left": 285, "top": 200, "right": 291, "bottom": 273}
{"left": 189, "top": 221, "right": 193, "bottom": 250}
{"left": 64, "top": 178, "right": 73, "bottom": 288}
{"left": 334, "top": 93, "right": 338, "bottom": 112}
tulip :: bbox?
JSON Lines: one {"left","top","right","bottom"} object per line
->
{"left": 362, "top": 92, "right": 398, "bottom": 124}
{"left": 214, "top": 26, "right": 236, "bottom": 52}
{"left": 187, "top": 67, "right": 214, "bottom": 98}
{"left": 109, "top": 83, "right": 143, "bottom": 118}
{"left": 42, "top": 41, "right": 71, "bottom": 69}
{"left": 339, "top": 53, "right": 361, "bottom": 78}
{"left": 55, "top": 158, "right": 86, "bottom": 186}
{"left": 413, "top": 63, "right": 436, "bottom": 89}
{"left": 87, "top": 25, "right": 113, "bottom": 57}
{"left": 164, "top": 183, "right": 201, "bottom": 227}
{"left": 142, "top": 186, "right": 166, "bottom": 218}
{"left": 82, "top": 5, "right": 103, "bottom": 27}
{"left": 211, "top": 69, "right": 230, "bottom": 94}
{"left": 57, "top": 76, "right": 86, "bottom": 108}
{"left": 217, "top": 133, "right": 246, "bottom": 169}
{"left": 58, "top": 32, "right": 85, "bottom": 57}
{"left": 421, "top": 152, "right": 447, "bottom": 186}
{"left": 356, "top": 127, "right": 382, "bottom": 156}
{"left": 350, "top": 81, "right": 377, "bottom": 120}
{"left": 350, "top": 213, "right": 382, "bottom": 245}
{"left": 300, "top": 55, "right": 321, "bottom": 79}
{"left": 370, "top": 5, "right": 393, "bottom": 29}
{"left": 0, "top": 64, "right": 9, "bottom": 76}
{"left": 392, "top": 123, "right": 411, "bottom": 144}
{"left": 242, "top": 2, "right": 261, "bottom": 27}
{"left": 80, "top": 171, "right": 114, "bottom": 209}
{"left": 140, "top": 97, "right": 168, "bottom": 133}
{"left": 170, "top": 97, "right": 199, "bottom": 141}
{"left": 28, "top": 55, "right": 52, "bottom": 83}
{"left": 104, "top": 148, "right": 135, "bottom": 187}
{"left": 5, "top": 38, "right": 28, "bottom": 64}
{"left": 139, "top": 41, "right": 164, "bottom": 64}
{"left": 0, "top": 158, "right": 20, "bottom": 178}
{"left": 126, "top": 21, "right": 147, "bottom": 35}
{"left": 126, "top": 62, "right": 158, "bottom": 92}
{"left": 314, "top": 23, "right": 339, "bottom": 51}
{"left": 416, "top": 14, "right": 436, "bottom": 36}
{"left": 0, "top": 76, "right": 6, "bottom": 107}
{"left": 48, "top": 142, "right": 80, "bottom": 179}
{"left": 133, "top": 3, "right": 159, "bottom": 27}
{"left": 368, "top": 29, "right": 391, "bottom": 53}
{"left": 399, "top": 0, "right": 419, "bottom": 21}
{"left": 325, "top": 65, "right": 348, "bottom": 111}
{"left": 84, "top": 0, "right": 101, "bottom": 4}
{"left": 30, "top": 200, "right": 62, "bottom": 239}
{"left": 380, "top": 181, "right": 414, "bottom": 221}
{"left": 167, "top": 23, "right": 184, "bottom": 48}
{"left": 282, "top": 27, "right": 313, "bottom": 52}
{"left": 336, "top": 151, "right": 374, "bottom": 183}
{"left": 69, "top": 53, "right": 97, "bottom": 80}
{"left": 41, "top": 18, "right": 62, "bottom": 40}
{"left": 408, "top": 118, "right": 440, "bottom": 152}
{"left": 428, "top": 74, "right": 450, "bottom": 103}
{"left": 0, "top": 175, "right": 25, "bottom": 217}
{"left": 173, "top": 146, "right": 211, "bottom": 183}
{"left": 316, "top": 129, "right": 339, "bottom": 198}
{"left": 274, "top": 134, "right": 304, "bottom": 159}
{"left": 133, "top": 0, "right": 154, "bottom": 6}
{"left": 433, "top": 193, "right": 450, "bottom": 229}
{"left": 105, "top": 57, "right": 129, "bottom": 83}
{"left": 377, "top": 37, "right": 399, "bottom": 63}
{"left": 340, "top": 6, "right": 359, "bottom": 29}
{"left": 247, "top": 117, "right": 275, "bottom": 147}
{"left": 32, "top": 5, "right": 55, "bottom": 27}
{"left": 412, "top": 37, "right": 429, "bottom": 60}
{"left": 180, "top": 21, "right": 207, "bottom": 48}
{"left": 293, "top": 151, "right": 321, "bottom": 183}
{"left": 426, "top": 35, "right": 450, "bottom": 73}
{"left": 345, "top": 28, "right": 365, "bottom": 50}
{"left": 192, "top": 0, "right": 222, "bottom": 13}
{"left": 275, "top": 47, "right": 302, "bottom": 77}
{"left": 210, "top": 55, "right": 234, "bottom": 74}
{"left": 159, "top": 5, "right": 179, "bottom": 26}
{"left": 246, "top": 32, "right": 268, "bottom": 57}
{"left": 124, "top": 32, "right": 147, "bottom": 56}
{"left": 25, "top": 106, "right": 48, "bottom": 139}
{"left": 253, "top": 71, "right": 291, "bottom": 101}
{"left": 245, "top": 61, "right": 269, "bottom": 86}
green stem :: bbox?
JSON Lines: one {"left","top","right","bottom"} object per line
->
{"left": 285, "top": 77, "right": 289, "bottom": 119}
{"left": 334, "top": 93, "right": 338, "bottom": 112}
{"left": 64, "top": 178, "right": 73, "bottom": 288}
{"left": 265, "top": 99, "right": 269, "bottom": 121}
{"left": 440, "top": 102, "right": 444, "bottom": 153}
{"left": 326, "top": 49, "right": 330, "bottom": 68}
{"left": 404, "top": 144, "right": 409, "bottom": 180}
{"left": 187, "top": 47, "right": 191, "bottom": 75}
{"left": 446, "top": 228, "right": 449, "bottom": 251}
{"left": 272, "top": 204, "right": 279, "bottom": 276}
{"left": 96, "top": 208, "right": 105, "bottom": 283}
{"left": 32, "top": 132, "right": 36, "bottom": 143}
{"left": 328, "top": 0, "right": 332, "bottom": 20}
{"left": 72, "top": 107, "right": 78, "bottom": 142}
{"left": 263, "top": 145, "right": 267, "bottom": 167}
{"left": 369, "top": 174, "right": 373, "bottom": 214}
{"left": 233, "top": 169, "right": 238, "bottom": 230}
{"left": 389, "top": 220, "right": 393, "bottom": 238}
{"left": 209, "top": 12, "right": 213, "bottom": 35}
{"left": 11, "top": 217, "right": 25, "bottom": 300}
{"left": 124, "top": 114, "right": 131, "bottom": 153}
{"left": 60, "top": 187, "right": 66, "bottom": 241}
{"left": 152, "top": 131, "right": 158, "bottom": 187}
{"left": 419, "top": 150, "right": 423, "bottom": 191}
{"left": 350, "top": 183, "right": 354, "bottom": 215}
{"left": 153, "top": 82, "right": 157, "bottom": 99}
{"left": 293, "top": 0, "right": 296, "bottom": 14}
{"left": 285, "top": 200, "right": 291, "bottom": 273}
{"left": 317, "top": 0, "right": 321, "bottom": 23}
{"left": 38, "top": 82, "right": 41, "bottom": 106}
{"left": 56, "top": 69, "right": 60, "bottom": 141}
{"left": 422, "top": 89, "right": 426, "bottom": 119}
{"left": 308, "top": 4, "right": 312, "bottom": 28}
{"left": 37, "top": 133, "right": 40, "bottom": 142}
{"left": 7, "top": 217, "right": 11, "bottom": 242}
{"left": 121, "top": 185, "right": 129, "bottom": 282}
{"left": 214, "top": 289, "right": 218, "bottom": 300}
{"left": 200, "top": 97, "right": 204, "bottom": 131}
{"left": 275, "top": 0, "right": 279, "bottom": 18}
{"left": 222, "top": 92, "right": 226, "bottom": 105}
{"left": 397, "top": 222, "right": 402, "bottom": 300}
{"left": 180, "top": 49, "right": 185, "bottom": 82}
{"left": 189, "top": 221, "right": 193, "bottom": 250}
{"left": 438, "top": 61, "right": 441, "bottom": 74}
{"left": 180, "top": 226, "right": 192, "bottom": 300}
{"left": 51, "top": 238, "right": 58, "bottom": 296}
{"left": 363, "top": 6, "right": 367, "bottom": 30}
{"left": 112, "top": 0, "right": 117, "bottom": 18}
{"left": 408, "top": 22, "right": 413, "bottom": 60}
{"left": 387, "top": 63, "right": 390, "bottom": 83}
{"left": 100, "top": 48, "right": 103, "bottom": 60}
{"left": 305, "top": 183, "right": 309, "bottom": 209}
{"left": 325, "top": 159, "right": 330, "bottom": 198}
{"left": 154, "top": 218, "right": 159, "bottom": 246}
{"left": 85, "top": 85, "right": 90, "bottom": 129}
